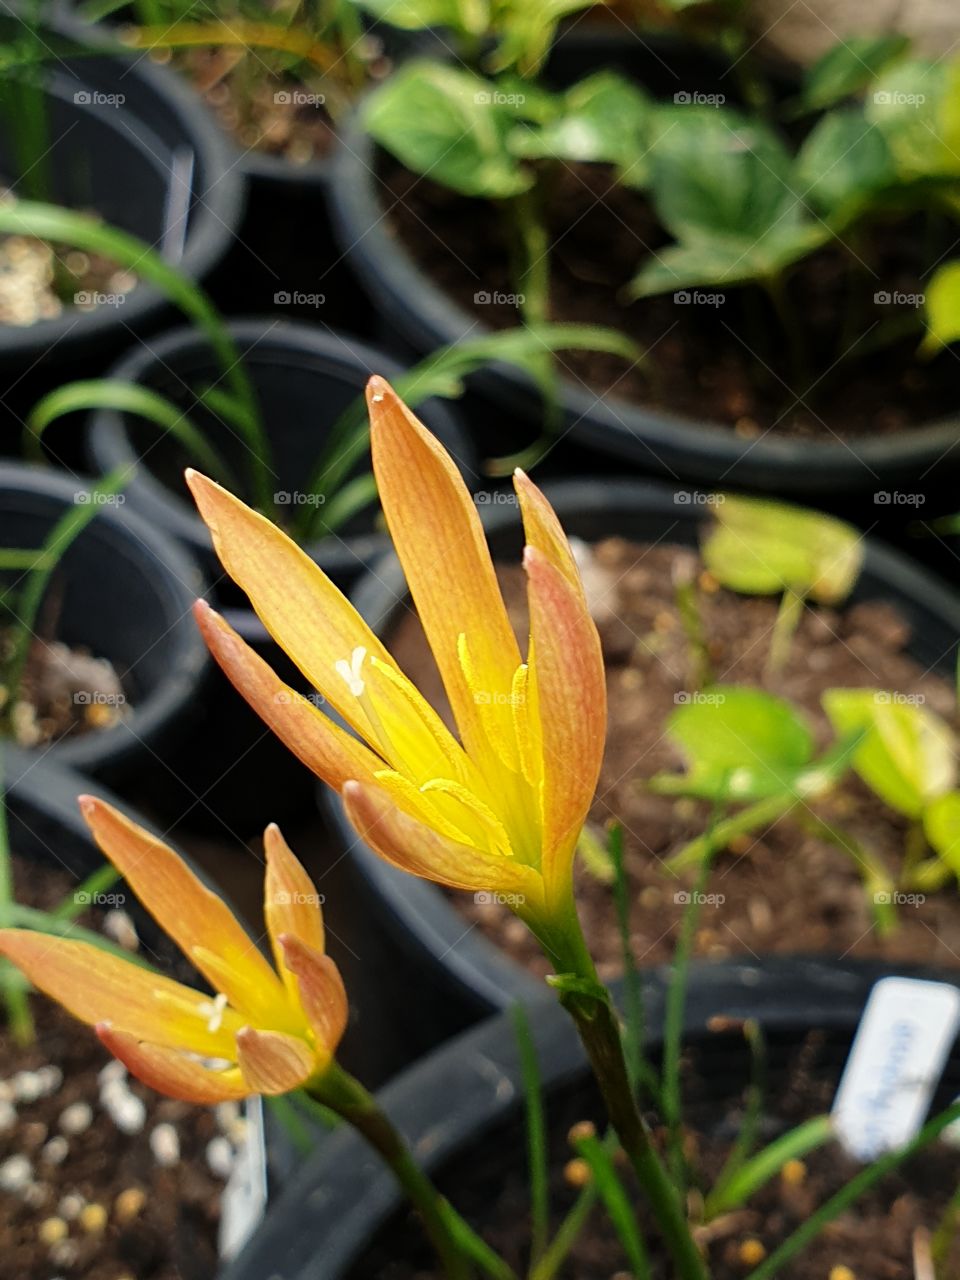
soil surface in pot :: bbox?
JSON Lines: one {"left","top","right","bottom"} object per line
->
{"left": 349, "top": 1029, "right": 960, "bottom": 1278}
{"left": 2, "top": 633, "right": 130, "bottom": 750}
{"left": 382, "top": 159, "right": 957, "bottom": 440}
{"left": 386, "top": 536, "right": 960, "bottom": 976}
{"left": 0, "top": 195, "right": 136, "bottom": 328}
{"left": 177, "top": 46, "right": 393, "bottom": 164}
{"left": 0, "top": 856, "right": 246, "bottom": 1279}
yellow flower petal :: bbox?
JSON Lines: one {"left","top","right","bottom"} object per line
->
{"left": 79, "top": 797, "right": 284, "bottom": 1020}
{"left": 514, "top": 469, "right": 584, "bottom": 595}
{"left": 367, "top": 377, "right": 521, "bottom": 767}
{"left": 235, "top": 1027, "right": 315, "bottom": 1095}
{"left": 97, "top": 1024, "right": 247, "bottom": 1103}
{"left": 187, "top": 470, "right": 394, "bottom": 744}
{"left": 194, "top": 601, "right": 383, "bottom": 791}
{"left": 279, "top": 934, "right": 348, "bottom": 1055}
{"left": 342, "top": 779, "right": 543, "bottom": 911}
{"left": 523, "top": 545, "right": 606, "bottom": 902}
{"left": 263, "top": 824, "right": 325, "bottom": 1001}
{"left": 0, "top": 930, "right": 240, "bottom": 1058}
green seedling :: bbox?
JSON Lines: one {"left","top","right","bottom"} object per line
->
{"left": 701, "top": 496, "right": 864, "bottom": 674}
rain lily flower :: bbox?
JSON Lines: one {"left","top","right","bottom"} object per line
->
{"left": 188, "top": 377, "right": 606, "bottom": 940}
{"left": 0, "top": 798, "right": 347, "bottom": 1102}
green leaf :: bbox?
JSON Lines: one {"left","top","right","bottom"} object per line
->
{"left": 822, "top": 689, "right": 957, "bottom": 819}
{"left": 489, "top": 0, "right": 595, "bottom": 75}
{"left": 867, "top": 57, "right": 960, "bottom": 182}
{"left": 921, "top": 260, "right": 960, "bottom": 356}
{"left": 648, "top": 107, "right": 800, "bottom": 243}
{"left": 923, "top": 790, "right": 960, "bottom": 880}
{"left": 363, "top": 61, "right": 533, "bottom": 198}
{"left": 801, "top": 34, "right": 910, "bottom": 112}
{"left": 26, "top": 379, "right": 237, "bottom": 489}
{"left": 629, "top": 107, "right": 829, "bottom": 295}
{"left": 658, "top": 686, "right": 815, "bottom": 802}
{"left": 510, "top": 71, "right": 652, "bottom": 186}
{"left": 354, "top": 0, "right": 489, "bottom": 36}
{"left": 795, "top": 107, "right": 898, "bottom": 221}
{"left": 629, "top": 224, "right": 829, "bottom": 297}
{"left": 701, "top": 495, "right": 863, "bottom": 603}
{"left": 570, "top": 1130, "right": 652, "bottom": 1279}
{"left": 706, "top": 1115, "right": 834, "bottom": 1218}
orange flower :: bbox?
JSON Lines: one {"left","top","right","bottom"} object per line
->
{"left": 0, "top": 798, "right": 346, "bottom": 1102}
{"left": 188, "top": 378, "right": 606, "bottom": 929}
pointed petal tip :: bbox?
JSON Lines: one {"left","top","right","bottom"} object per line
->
{"left": 366, "top": 374, "right": 394, "bottom": 404}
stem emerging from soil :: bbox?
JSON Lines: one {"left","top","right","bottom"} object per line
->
{"left": 540, "top": 906, "right": 708, "bottom": 1280}
{"left": 312, "top": 1065, "right": 514, "bottom": 1280}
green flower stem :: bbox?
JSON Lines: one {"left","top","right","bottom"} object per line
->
{"left": 538, "top": 906, "right": 708, "bottom": 1280}
{"left": 312, "top": 1064, "right": 515, "bottom": 1280}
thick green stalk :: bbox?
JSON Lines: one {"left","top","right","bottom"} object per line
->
{"left": 539, "top": 907, "right": 708, "bottom": 1280}
{"left": 312, "top": 1065, "right": 515, "bottom": 1280}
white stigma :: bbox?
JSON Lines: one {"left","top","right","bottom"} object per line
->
{"left": 199, "top": 992, "right": 228, "bottom": 1034}
{"left": 335, "top": 646, "right": 367, "bottom": 697}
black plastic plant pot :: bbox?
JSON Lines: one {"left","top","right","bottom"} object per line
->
{"left": 221, "top": 957, "right": 960, "bottom": 1280}
{"left": 206, "top": 24, "right": 448, "bottom": 334}
{"left": 85, "top": 318, "right": 479, "bottom": 597}
{"left": 327, "top": 31, "right": 960, "bottom": 503}
{"left": 0, "top": 462, "right": 208, "bottom": 782}
{"left": 2, "top": 750, "right": 274, "bottom": 1269}
{"left": 321, "top": 478, "right": 960, "bottom": 1030}
{"left": 0, "top": 12, "right": 244, "bottom": 430}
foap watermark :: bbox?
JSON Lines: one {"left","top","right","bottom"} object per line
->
{"left": 74, "top": 90, "right": 125, "bottom": 108}
{"left": 673, "top": 90, "right": 725, "bottom": 107}
{"left": 674, "top": 690, "right": 726, "bottom": 706}
{"left": 273, "top": 690, "right": 326, "bottom": 709}
{"left": 75, "top": 290, "right": 126, "bottom": 309}
{"left": 874, "top": 490, "right": 925, "bottom": 507}
{"left": 474, "top": 689, "right": 525, "bottom": 707}
{"left": 873, "top": 90, "right": 925, "bottom": 107}
{"left": 74, "top": 489, "right": 125, "bottom": 506}
{"left": 274, "top": 90, "right": 326, "bottom": 106}
{"left": 874, "top": 290, "right": 924, "bottom": 308}
{"left": 474, "top": 90, "right": 526, "bottom": 106}
{"left": 274, "top": 290, "right": 325, "bottom": 308}
{"left": 272, "top": 890, "right": 325, "bottom": 906}
{"left": 475, "top": 490, "right": 518, "bottom": 506}
{"left": 874, "top": 891, "right": 926, "bottom": 907}
{"left": 75, "top": 889, "right": 126, "bottom": 907}
{"left": 474, "top": 290, "right": 525, "bottom": 307}
{"left": 74, "top": 691, "right": 126, "bottom": 707}
{"left": 674, "top": 890, "right": 725, "bottom": 906}
{"left": 474, "top": 890, "right": 526, "bottom": 906}
{"left": 874, "top": 691, "right": 925, "bottom": 706}
{"left": 674, "top": 290, "right": 724, "bottom": 308}
{"left": 274, "top": 490, "right": 326, "bottom": 506}
{"left": 674, "top": 490, "right": 725, "bottom": 506}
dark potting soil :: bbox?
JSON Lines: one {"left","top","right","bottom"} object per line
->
{"left": 0, "top": 856, "right": 245, "bottom": 1279}
{"left": 348, "top": 1029, "right": 960, "bottom": 1279}
{"left": 381, "top": 159, "right": 958, "bottom": 440}
{"left": 385, "top": 537, "right": 960, "bottom": 977}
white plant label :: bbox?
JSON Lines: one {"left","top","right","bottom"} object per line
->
{"left": 219, "top": 1095, "right": 268, "bottom": 1260}
{"left": 832, "top": 976, "right": 960, "bottom": 1161}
